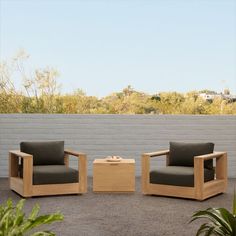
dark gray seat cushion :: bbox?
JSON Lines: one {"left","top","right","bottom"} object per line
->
{"left": 20, "top": 141, "right": 65, "bottom": 165}
{"left": 169, "top": 142, "right": 214, "bottom": 169}
{"left": 150, "top": 166, "right": 214, "bottom": 187}
{"left": 31, "top": 165, "right": 78, "bottom": 185}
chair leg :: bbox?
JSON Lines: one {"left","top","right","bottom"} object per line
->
{"left": 78, "top": 154, "right": 87, "bottom": 193}
{"left": 9, "top": 153, "right": 19, "bottom": 178}
{"left": 216, "top": 153, "right": 228, "bottom": 192}
{"left": 142, "top": 154, "right": 150, "bottom": 194}
{"left": 194, "top": 158, "right": 204, "bottom": 200}
{"left": 22, "top": 157, "right": 33, "bottom": 197}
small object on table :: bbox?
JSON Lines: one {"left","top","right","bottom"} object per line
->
{"left": 106, "top": 155, "right": 123, "bottom": 162}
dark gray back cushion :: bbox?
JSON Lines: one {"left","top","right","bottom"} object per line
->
{"left": 20, "top": 141, "right": 65, "bottom": 165}
{"left": 169, "top": 142, "right": 214, "bottom": 169}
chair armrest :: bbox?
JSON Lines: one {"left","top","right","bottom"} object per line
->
{"left": 64, "top": 149, "right": 86, "bottom": 158}
{"left": 194, "top": 152, "right": 226, "bottom": 160}
{"left": 194, "top": 152, "right": 227, "bottom": 194}
{"left": 142, "top": 150, "right": 169, "bottom": 194}
{"left": 64, "top": 149, "right": 86, "bottom": 166}
{"left": 194, "top": 152, "right": 227, "bottom": 171}
{"left": 143, "top": 150, "right": 169, "bottom": 158}
{"left": 64, "top": 149, "right": 87, "bottom": 193}
{"left": 9, "top": 150, "right": 32, "bottom": 159}
{"left": 9, "top": 150, "right": 33, "bottom": 195}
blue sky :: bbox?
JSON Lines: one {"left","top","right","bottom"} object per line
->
{"left": 0, "top": 0, "right": 236, "bottom": 97}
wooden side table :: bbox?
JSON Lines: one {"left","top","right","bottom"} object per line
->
{"left": 93, "top": 159, "right": 135, "bottom": 192}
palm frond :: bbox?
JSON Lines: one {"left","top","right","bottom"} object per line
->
{"left": 191, "top": 208, "right": 231, "bottom": 234}
{"left": 191, "top": 191, "right": 236, "bottom": 236}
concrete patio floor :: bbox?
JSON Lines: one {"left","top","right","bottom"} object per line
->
{"left": 0, "top": 177, "right": 235, "bottom": 236}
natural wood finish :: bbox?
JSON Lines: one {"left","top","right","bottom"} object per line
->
{"left": 9, "top": 151, "right": 33, "bottom": 197}
{"left": 194, "top": 157, "right": 204, "bottom": 200}
{"left": 64, "top": 153, "right": 69, "bottom": 167}
{"left": 64, "top": 149, "right": 87, "bottom": 193}
{"left": 194, "top": 152, "right": 226, "bottom": 160}
{"left": 78, "top": 154, "right": 87, "bottom": 193}
{"left": 9, "top": 152, "right": 18, "bottom": 178}
{"left": 64, "top": 149, "right": 86, "bottom": 157}
{"left": 215, "top": 153, "right": 228, "bottom": 192}
{"left": 142, "top": 150, "right": 228, "bottom": 200}
{"left": 32, "top": 183, "right": 80, "bottom": 196}
{"left": 93, "top": 159, "right": 135, "bottom": 192}
{"left": 22, "top": 156, "right": 33, "bottom": 197}
{"left": 9, "top": 149, "right": 87, "bottom": 197}
{"left": 202, "top": 179, "right": 226, "bottom": 199}
{"left": 142, "top": 150, "right": 170, "bottom": 194}
{"left": 149, "top": 183, "right": 195, "bottom": 199}
{"left": 141, "top": 154, "right": 150, "bottom": 194}
{"left": 10, "top": 177, "right": 24, "bottom": 196}
{"left": 143, "top": 150, "right": 169, "bottom": 157}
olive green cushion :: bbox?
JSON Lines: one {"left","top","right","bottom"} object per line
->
{"left": 169, "top": 142, "right": 214, "bottom": 169}
{"left": 150, "top": 166, "right": 214, "bottom": 187}
{"left": 20, "top": 141, "right": 64, "bottom": 165}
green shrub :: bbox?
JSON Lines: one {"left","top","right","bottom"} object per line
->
{"left": 0, "top": 198, "right": 63, "bottom": 236}
{"left": 190, "top": 190, "right": 236, "bottom": 236}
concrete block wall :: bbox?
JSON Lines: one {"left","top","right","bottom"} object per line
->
{"left": 0, "top": 114, "right": 235, "bottom": 177}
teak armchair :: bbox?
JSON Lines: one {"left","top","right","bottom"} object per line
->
{"left": 142, "top": 142, "right": 227, "bottom": 200}
{"left": 9, "top": 141, "right": 87, "bottom": 197}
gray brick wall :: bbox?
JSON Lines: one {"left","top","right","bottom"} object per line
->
{"left": 0, "top": 114, "right": 235, "bottom": 177}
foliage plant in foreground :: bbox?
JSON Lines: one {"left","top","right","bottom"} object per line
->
{"left": 0, "top": 198, "right": 63, "bottom": 236}
{"left": 190, "top": 190, "right": 236, "bottom": 236}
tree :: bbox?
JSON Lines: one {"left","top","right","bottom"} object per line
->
{"left": 181, "top": 91, "right": 208, "bottom": 114}
{"left": 22, "top": 68, "right": 62, "bottom": 113}
{"left": 103, "top": 87, "right": 156, "bottom": 114}
{"left": 0, "top": 51, "right": 26, "bottom": 113}
{"left": 0, "top": 50, "right": 62, "bottom": 113}
{"left": 1, "top": 51, "right": 236, "bottom": 115}
{"left": 154, "top": 92, "right": 184, "bottom": 114}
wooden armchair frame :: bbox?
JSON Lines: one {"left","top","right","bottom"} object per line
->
{"left": 142, "top": 150, "right": 227, "bottom": 200}
{"left": 9, "top": 149, "right": 87, "bottom": 197}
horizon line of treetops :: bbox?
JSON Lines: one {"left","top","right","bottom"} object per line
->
{"left": 1, "top": 51, "right": 236, "bottom": 114}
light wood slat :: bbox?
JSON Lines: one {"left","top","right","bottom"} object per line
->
{"left": 32, "top": 183, "right": 80, "bottom": 196}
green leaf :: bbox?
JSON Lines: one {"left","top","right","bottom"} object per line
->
{"left": 215, "top": 208, "right": 234, "bottom": 233}
{"left": 0, "top": 198, "right": 63, "bottom": 236}
{"left": 22, "top": 213, "right": 63, "bottom": 233}
{"left": 196, "top": 223, "right": 211, "bottom": 236}
{"left": 213, "top": 226, "right": 230, "bottom": 236}
{"left": 195, "top": 222, "right": 228, "bottom": 236}
{"left": 191, "top": 208, "right": 231, "bottom": 234}
{"left": 16, "top": 199, "right": 25, "bottom": 212}
{"left": 191, "top": 191, "right": 236, "bottom": 236}
{"left": 204, "top": 226, "right": 215, "bottom": 236}
{"left": 30, "top": 230, "right": 55, "bottom": 236}
{"left": 6, "top": 199, "right": 13, "bottom": 209}
{"left": 28, "top": 204, "right": 40, "bottom": 220}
